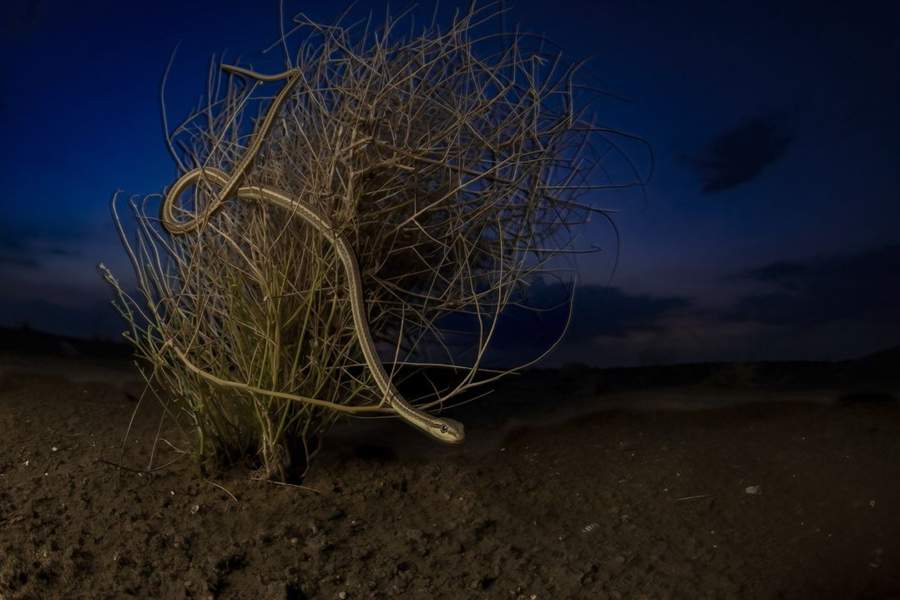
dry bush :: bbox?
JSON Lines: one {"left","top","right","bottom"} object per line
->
{"left": 100, "top": 2, "right": 649, "bottom": 481}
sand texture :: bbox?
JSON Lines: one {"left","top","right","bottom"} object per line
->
{"left": 1, "top": 349, "right": 899, "bottom": 599}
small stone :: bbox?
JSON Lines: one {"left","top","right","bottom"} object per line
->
{"left": 404, "top": 528, "right": 424, "bottom": 543}
{"left": 327, "top": 509, "right": 345, "bottom": 521}
{"left": 190, "top": 504, "right": 200, "bottom": 514}
{"left": 338, "top": 592, "right": 347, "bottom": 599}
{"left": 745, "top": 485, "right": 761, "bottom": 495}
{"left": 51, "top": 447, "right": 58, "bottom": 452}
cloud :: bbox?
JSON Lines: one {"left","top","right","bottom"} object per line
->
{"left": 47, "top": 246, "right": 81, "bottom": 257}
{"left": 0, "top": 254, "right": 39, "bottom": 268}
{"left": 562, "top": 284, "right": 691, "bottom": 342}
{"left": 439, "top": 281, "right": 691, "bottom": 358}
{"left": 0, "top": 221, "right": 83, "bottom": 270}
{"left": 0, "top": 223, "right": 30, "bottom": 253}
{"left": 0, "top": 0, "right": 46, "bottom": 39}
{"left": 0, "top": 296, "right": 122, "bottom": 340}
{"left": 0, "top": 224, "right": 38, "bottom": 269}
{"left": 691, "top": 112, "right": 792, "bottom": 193}
{"left": 722, "top": 243, "right": 900, "bottom": 326}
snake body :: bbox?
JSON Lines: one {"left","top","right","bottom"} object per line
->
{"left": 160, "top": 65, "right": 464, "bottom": 444}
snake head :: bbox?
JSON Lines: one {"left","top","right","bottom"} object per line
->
{"left": 431, "top": 418, "right": 465, "bottom": 444}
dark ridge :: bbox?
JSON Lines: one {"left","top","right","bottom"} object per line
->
{"left": 520, "top": 347, "right": 900, "bottom": 392}
{"left": 840, "top": 345, "right": 900, "bottom": 381}
{"left": 1, "top": 325, "right": 895, "bottom": 391}
{"left": 0, "top": 325, "right": 132, "bottom": 360}
{"left": 837, "top": 392, "right": 898, "bottom": 406}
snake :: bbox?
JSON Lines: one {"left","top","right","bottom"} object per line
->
{"left": 160, "top": 64, "right": 464, "bottom": 444}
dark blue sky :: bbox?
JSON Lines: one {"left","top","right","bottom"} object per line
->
{"left": 1, "top": 0, "right": 897, "bottom": 366}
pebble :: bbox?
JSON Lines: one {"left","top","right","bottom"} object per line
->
{"left": 745, "top": 485, "right": 761, "bottom": 495}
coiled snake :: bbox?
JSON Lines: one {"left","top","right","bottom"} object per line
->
{"left": 160, "top": 65, "right": 464, "bottom": 444}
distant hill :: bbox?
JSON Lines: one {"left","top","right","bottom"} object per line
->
{"left": 852, "top": 344, "right": 900, "bottom": 364}
{"left": 1, "top": 325, "right": 896, "bottom": 388}
{"left": 840, "top": 344, "right": 900, "bottom": 381}
{"left": 526, "top": 344, "right": 900, "bottom": 391}
{"left": 0, "top": 326, "right": 132, "bottom": 360}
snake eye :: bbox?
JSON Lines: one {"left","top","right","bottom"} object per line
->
{"left": 440, "top": 424, "right": 449, "bottom": 434}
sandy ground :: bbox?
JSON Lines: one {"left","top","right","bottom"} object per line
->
{"left": 1, "top": 352, "right": 899, "bottom": 599}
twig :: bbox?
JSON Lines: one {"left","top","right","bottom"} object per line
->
{"left": 96, "top": 456, "right": 184, "bottom": 474}
{"left": 674, "top": 494, "right": 713, "bottom": 502}
{"left": 249, "top": 475, "right": 322, "bottom": 494}
{"left": 205, "top": 479, "right": 239, "bottom": 503}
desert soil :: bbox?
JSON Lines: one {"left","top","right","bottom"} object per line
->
{"left": 1, "top": 355, "right": 899, "bottom": 599}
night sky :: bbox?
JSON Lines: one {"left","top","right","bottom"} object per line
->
{"left": 1, "top": 0, "right": 898, "bottom": 367}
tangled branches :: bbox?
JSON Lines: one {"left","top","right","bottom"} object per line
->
{"left": 101, "top": 3, "right": 649, "bottom": 481}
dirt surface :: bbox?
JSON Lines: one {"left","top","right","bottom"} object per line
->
{"left": 1, "top": 354, "right": 900, "bottom": 599}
